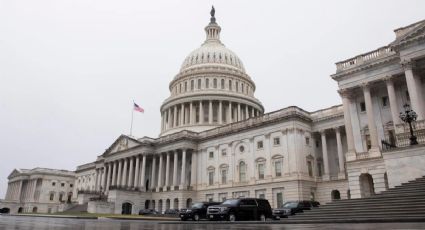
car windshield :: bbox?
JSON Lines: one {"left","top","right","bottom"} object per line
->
{"left": 222, "top": 199, "right": 239, "bottom": 206}
{"left": 283, "top": 202, "right": 298, "bottom": 208}
{"left": 191, "top": 203, "right": 204, "bottom": 209}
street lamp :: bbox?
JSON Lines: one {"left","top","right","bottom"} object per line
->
{"left": 399, "top": 104, "right": 418, "bottom": 145}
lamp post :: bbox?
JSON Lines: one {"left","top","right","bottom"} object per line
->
{"left": 399, "top": 104, "right": 418, "bottom": 145}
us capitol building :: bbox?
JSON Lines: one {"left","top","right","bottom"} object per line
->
{"left": 1, "top": 10, "right": 425, "bottom": 215}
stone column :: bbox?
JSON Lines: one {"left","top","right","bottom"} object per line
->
{"left": 362, "top": 83, "right": 380, "bottom": 155}
{"left": 168, "top": 108, "right": 172, "bottom": 129}
{"left": 218, "top": 101, "right": 222, "bottom": 124}
{"left": 94, "top": 169, "right": 99, "bottom": 191}
{"left": 151, "top": 156, "right": 157, "bottom": 190}
{"left": 191, "top": 152, "right": 197, "bottom": 188}
{"left": 180, "top": 149, "right": 187, "bottom": 189}
{"left": 199, "top": 101, "right": 204, "bottom": 124}
{"left": 157, "top": 154, "right": 163, "bottom": 190}
{"left": 245, "top": 105, "right": 249, "bottom": 120}
{"left": 134, "top": 156, "right": 140, "bottom": 188}
{"left": 106, "top": 163, "right": 112, "bottom": 191}
{"left": 228, "top": 102, "right": 232, "bottom": 123}
{"left": 117, "top": 160, "right": 123, "bottom": 187}
{"left": 122, "top": 158, "right": 128, "bottom": 187}
{"left": 385, "top": 76, "right": 400, "bottom": 128}
{"left": 111, "top": 161, "right": 117, "bottom": 186}
{"left": 160, "top": 112, "right": 164, "bottom": 132}
{"left": 189, "top": 102, "right": 193, "bottom": 125}
{"left": 128, "top": 157, "right": 134, "bottom": 187}
{"left": 339, "top": 89, "right": 356, "bottom": 161}
{"left": 16, "top": 180, "right": 23, "bottom": 202}
{"left": 335, "top": 127, "right": 345, "bottom": 176}
{"left": 180, "top": 103, "right": 184, "bottom": 126}
{"left": 173, "top": 151, "right": 178, "bottom": 189}
{"left": 101, "top": 166, "right": 106, "bottom": 192}
{"left": 403, "top": 61, "right": 425, "bottom": 120}
{"left": 251, "top": 107, "right": 255, "bottom": 117}
{"left": 140, "top": 155, "right": 147, "bottom": 191}
{"left": 164, "top": 152, "right": 170, "bottom": 190}
{"left": 237, "top": 103, "right": 241, "bottom": 121}
{"left": 173, "top": 106, "right": 178, "bottom": 127}
{"left": 320, "top": 130, "right": 330, "bottom": 180}
{"left": 209, "top": 101, "right": 213, "bottom": 124}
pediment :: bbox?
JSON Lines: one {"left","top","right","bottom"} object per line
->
{"left": 391, "top": 21, "right": 425, "bottom": 47}
{"left": 7, "top": 169, "right": 23, "bottom": 179}
{"left": 102, "top": 135, "right": 141, "bottom": 156}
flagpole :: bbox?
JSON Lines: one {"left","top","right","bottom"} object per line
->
{"left": 130, "top": 105, "right": 134, "bottom": 136}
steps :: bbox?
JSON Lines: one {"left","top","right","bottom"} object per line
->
{"left": 286, "top": 176, "right": 425, "bottom": 223}
{"left": 61, "top": 203, "right": 88, "bottom": 214}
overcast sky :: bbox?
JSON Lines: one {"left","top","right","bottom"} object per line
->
{"left": 0, "top": 0, "right": 424, "bottom": 197}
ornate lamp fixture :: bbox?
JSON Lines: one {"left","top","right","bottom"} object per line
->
{"left": 399, "top": 104, "right": 418, "bottom": 145}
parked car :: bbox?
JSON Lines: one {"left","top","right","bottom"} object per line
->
{"left": 207, "top": 198, "right": 272, "bottom": 221}
{"left": 179, "top": 201, "right": 222, "bottom": 221}
{"left": 272, "top": 200, "right": 320, "bottom": 219}
{"left": 138, "top": 209, "right": 159, "bottom": 215}
{"left": 164, "top": 208, "right": 180, "bottom": 215}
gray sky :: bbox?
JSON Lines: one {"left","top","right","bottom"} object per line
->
{"left": 0, "top": 0, "right": 424, "bottom": 197}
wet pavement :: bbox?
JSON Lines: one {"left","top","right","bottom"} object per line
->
{"left": 0, "top": 215, "right": 424, "bottom": 230}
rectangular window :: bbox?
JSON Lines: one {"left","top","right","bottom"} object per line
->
{"left": 59, "top": 193, "right": 63, "bottom": 202}
{"left": 49, "top": 193, "right": 54, "bottom": 201}
{"left": 273, "top": 137, "right": 280, "bottom": 145}
{"left": 209, "top": 151, "right": 214, "bottom": 159}
{"left": 70, "top": 184, "right": 73, "bottom": 188}
{"left": 221, "top": 149, "right": 227, "bottom": 156}
{"left": 307, "top": 161, "right": 313, "bottom": 177}
{"left": 276, "top": 192, "right": 284, "bottom": 208}
{"left": 318, "top": 163, "right": 323, "bottom": 176}
{"left": 259, "top": 193, "right": 265, "bottom": 199}
{"left": 258, "top": 163, "right": 265, "bottom": 179}
{"left": 61, "top": 183, "right": 65, "bottom": 187}
{"left": 52, "top": 182, "right": 56, "bottom": 186}
{"left": 221, "top": 169, "right": 227, "bottom": 184}
{"left": 382, "top": 96, "right": 388, "bottom": 107}
{"left": 360, "top": 102, "right": 366, "bottom": 112}
{"left": 305, "top": 137, "right": 310, "bottom": 145}
{"left": 275, "top": 160, "right": 282, "bottom": 177}
{"left": 209, "top": 171, "right": 214, "bottom": 186}
{"left": 257, "top": 141, "right": 263, "bottom": 149}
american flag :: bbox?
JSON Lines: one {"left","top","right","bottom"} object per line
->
{"left": 133, "top": 102, "right": 144, "bottom": 113}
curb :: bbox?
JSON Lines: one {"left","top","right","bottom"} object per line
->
{"left": 8, "top": 214, "right": 98, "bottom": 220}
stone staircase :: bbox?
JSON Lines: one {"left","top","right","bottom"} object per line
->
{"left": 60, "top": 203, "right": 88, "bottom": 214}
{"left": 287, "top": 176, "right": 425, "bottom": 223}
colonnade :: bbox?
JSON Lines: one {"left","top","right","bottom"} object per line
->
{"left": 161, "top": 100, "right": 261, "bottom": 132}
{"left": 319, "top": 127, "right": 346, "bottom": 179}
{"left": 95, "top": 149, "right": 196, "bottom": 193}
{"left": 5, "top": 181, "right": 23, "bottom": 201}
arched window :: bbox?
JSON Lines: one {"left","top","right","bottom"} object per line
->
{"left": 191, "top": 80, "right": 194, "bottom": 91}
{"left": 184, "top": 82, "right": 187, "bottom": 92}
{"left": 236, "top": 81, "right": 239, "bottom": 92}
{"left": 229, "top": 80, "right": 232, "bottom": 90}
{"left": 206, "top": 78, "right": 209, "bottom": 88}
{"left": 198, "top": 79, "right": 202, "bottom": 89}
{"left": 239, "top": 161, "right": 246, "bottom": 182}
{"left": 213, "top": 78, "right": 217, "bottom": 88}
{"left": 49, "top": 192, "right": 54, "bottom": 201}
{"left": 221, "top": 79, "right": 225, "bottom": 89}
{"left": 241, "top": 83, "right": 244, "bottom": 93}
{"left": 179, "top": 84, "right": 182, "bottom": 93}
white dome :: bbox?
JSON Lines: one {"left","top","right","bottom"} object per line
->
{"left": 180, "top": 42, "right": 246, "bottom": 72}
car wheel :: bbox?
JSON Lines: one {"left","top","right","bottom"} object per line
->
{"left": 193, "top": 214, "right": 200, "bottom": 221}
{"left": 260, "top": 214, "right": 266, "bottom": 222}
{"left": 228, "top": 213, "right": 236, "bottom": 222}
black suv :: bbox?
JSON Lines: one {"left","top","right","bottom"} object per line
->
{"left": 180, "top": 202, "right": 222, "bottom": 221}
{"left": 207, "top": 198, "right": 272, "bottom": 221}
{"left": 272, "top": 200, "right": 320, "bottom": 219}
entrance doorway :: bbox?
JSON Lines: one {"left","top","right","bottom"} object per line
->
{"left": 359, "top": 173, "right": 375, "bottom": 198}
{"left": 121, "top": 202, "right": 132, "bottom": 215}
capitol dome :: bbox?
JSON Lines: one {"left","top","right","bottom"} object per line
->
{"left": 159, "top": 7, "right": 264, "bottom": 136}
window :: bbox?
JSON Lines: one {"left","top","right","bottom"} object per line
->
{"left": 49, "top": 193, "right": 54, "bottom": 201}
{"left": 198, "top": 79, "right": 201, "bottom": 89}
{"left": 259, "top": 194, "right": 265, "bottom": 199}
{"left": 276, "top": 192, "right": 284, "bottom": 208}
{"left": 206, "top": 78, "right": 209, "bottom": 88}
{"left": 213, "top": 78, "right": 217, "bottom": 88}
{"left": 241, "top": 83, "right": 244, "bottom": 93}
{"left": 191, "top": 80, "right": 194, "bottom": 91}
{"left": 239, "top": 145, "right": 245, "bottom": 153}
{"left": 258, "top": 163, "right": 265, "bottom": 179}
{"left": 221, "top": 169, "right": 227, "bottom": 184}
{"left": 179, "top": 84, "right": 182, "bottom": 93}
{"left": 239, "top": 161, "right": 246, "bottom": 182}
{"left": 382, "top": 96, "right": 389, "bottom": 107}
{"left": 318, "top": 163, "right": 323, "bottom": 176}
{"left": 273, "top": 137, "right": 280, "bottom": 145}
{"left": 209, "top": 171, "right": 214, "bottom": 186}
{"left": 221, "top": 149, "right": 227, "bottom": 156}
{"left": 305, "top": 137, "right": 310, "bottom": 145}
{"left": 360, "top": 102, "right": 366, "bottom": 112}
{"left": 209, "top": 151, "right": 214, "bottom": 159}
{"left": 257, "top": 141, "right": 263, "bottom": 149}
{"left": 184, "top": 81, "right": 187, "bottom": 92}
{"left": 52, "top": 182, "right": 56, "bottom": 186}
{"left": 315, "top": 140, "right": 320, "bottom": 148}
{"left": 221, "top": 79, "right": 225, "bottom": 89}
{"left": 275, "top": 160, "right": 282, "bottom": 177}
{"left": 61, "top": 183, "right": 65, "bottom": 187}
{"left": 70, "top": 184, "right": 73, "bottom": 188}
{"left": 236, "top": 82, "right": 239, "bottom": 92}
{"left": 229, "top": 80, "right": 232, "bottom": 90}
{"left": 307, "top": 161, "right": 313, "bottom": 177}
{"left": 59, "top": 193, "right": 64, "bottom": 202}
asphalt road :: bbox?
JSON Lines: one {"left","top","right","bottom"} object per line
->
{"left": 0, "top": 215, "right": 424, "bottom": 230}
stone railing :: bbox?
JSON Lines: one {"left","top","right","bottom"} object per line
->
{"left": 395, "top": 120, "right": 425, "bottom": 134}
{"left": 356, "top": 152, "right": 370, "bottom": 160}
{"left": 336, "top": 46, "right": 396, "bottom": 72}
